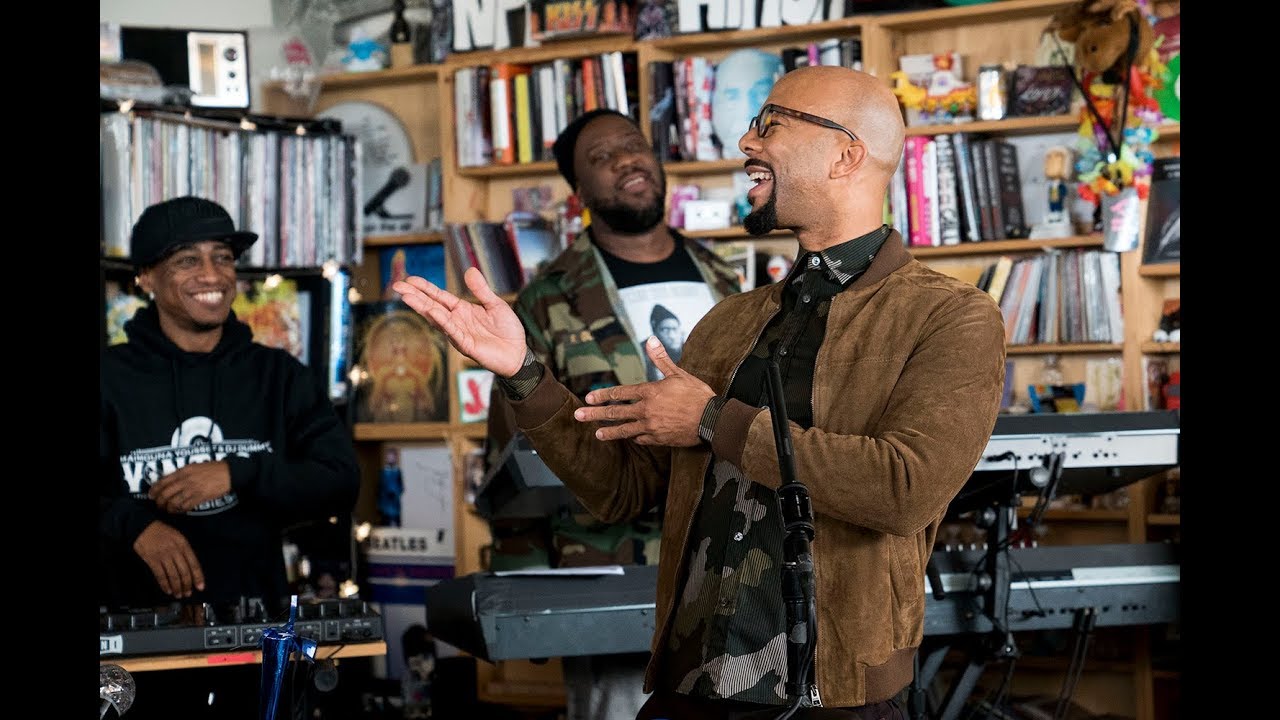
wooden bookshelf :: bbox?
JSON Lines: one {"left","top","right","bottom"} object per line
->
{"left": 1141, "top": 342, "right": 1181, "bottom": 354}
{"left": 1139, "top": 263, "right": 1180, "bottom": 277}
{"left": 1147, "top": 514, "right": 1181, "bottom": 526}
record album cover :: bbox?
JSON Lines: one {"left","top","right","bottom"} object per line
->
{"left": 351, "top": 301, "right": 448, "bottom": 423}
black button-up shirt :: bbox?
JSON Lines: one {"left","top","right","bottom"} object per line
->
{"left": 663, "top": 225, "right": 891, "bottom": 704}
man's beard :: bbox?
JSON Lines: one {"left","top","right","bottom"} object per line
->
{"left": 743, "top": 188, "right": 778, "bottom": 236}
{"left": 590, "top": 195, "right": 666, "bottom": 234}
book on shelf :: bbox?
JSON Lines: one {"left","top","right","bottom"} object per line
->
{"left": 649, "top": 60, "right": 680, "bottom": 160}
{"left": 380, "top": 244, "right": 447, "bottom": 301}
{"left": 711, "top": 240, "right": 757, "bottom": 291}
{"left": 467, "top": 222, "right": 523, "bottom": 294}
{"left": 969, "top": 138, "right": 996, "bottom": 241}
{"left": 903, "top": 136, "right": 932, "bottom": 247}
{"left": 503, "top": 211, "right": 562, "bottom": 285}
{"left": 890, "top": 147, "right": 910, "bottom": 242}
{"left": 513, "top": 71, "right": 536, "bottom": 165}
{"left": 950, "top": 132, "right": 983, "bottom": 243}
{"left": 922, "top": 139, "right": 941, "bottom": 247}
{"left": 985, "top": 256, "right": 1015, "bottom": 305}
{"left": 992, "top": 140, "right": 1029, "bottom": 239}
{"left": 489, "top": 62, "right": 530, "bottom": 166}
{"left": 932, "top": 133, "right": 961, "bottom": 246}
{"left": 1142, "top": 156, "right": 1180, "bottom": 265}
{"left": 534, "top": 63, "right": 560, "bottom": 160}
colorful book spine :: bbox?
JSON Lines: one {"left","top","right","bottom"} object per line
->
{"left": 932, "top": 133, "right": 961, "bottom": 246}
{"left": 903, "top": 136, "right": 932, "bottom": 247}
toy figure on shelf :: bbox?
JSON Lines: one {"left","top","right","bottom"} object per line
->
{"left": 342, "top": 26, "right": 387, "bottom": 72}
{"left": 379, "top": 447, "right": 404, "bottom": 527}
{"left": 1030, "top": 145, "right": 1074, "bottom": 239}
{"left": 890, "top": 52, "right": 976, "bottom": 125}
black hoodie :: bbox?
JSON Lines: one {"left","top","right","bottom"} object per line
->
{"left": 100, "top": 304, "right": 360, "bottom": 609}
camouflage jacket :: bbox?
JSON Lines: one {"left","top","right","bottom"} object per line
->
{"left": 486, "top": 227, "right": 741, "bottom": 456}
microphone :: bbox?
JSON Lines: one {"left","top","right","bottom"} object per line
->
{"left": 99, "top": 664, "right": 136, "bottom": 718}
{"left": 364, "top": 167, "right": 412, "bottom": 217}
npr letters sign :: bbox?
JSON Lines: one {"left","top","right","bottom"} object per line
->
{"left": 452, "top": 0, "right": 848, "bottom": 51}
{"left": 677, "top": 0, "right": 846, "bottom": 33}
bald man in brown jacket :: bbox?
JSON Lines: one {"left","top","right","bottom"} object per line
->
{"left": 394, "top": 66, "right": 1006, "bottom": 719}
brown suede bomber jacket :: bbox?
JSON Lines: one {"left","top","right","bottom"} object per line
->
{"left": 506, "top": 234, "right": 1007, "bottom": 707}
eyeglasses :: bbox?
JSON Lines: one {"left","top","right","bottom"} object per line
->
{"left": 748, "top": 103, "right": 858, "bottom": 142}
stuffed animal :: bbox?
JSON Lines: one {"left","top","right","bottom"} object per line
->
{"left": 1047, "top": 0, "right": 1154, "bottom": 78}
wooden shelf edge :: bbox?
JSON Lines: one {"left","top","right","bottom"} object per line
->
{"left": 1006, "top": 343, "right": 1122, "bottom": 355}
{"left": 680, "top": 228, "right": 794, "bottom": 240}
{"left": 910, "top": 235, "right": 1103, "bottom": 257}
{"left": 458, "top": 161, "right": 557, "bottom": 178}
{"left": 1138, "top": 262, "right": 1180, "bottom": 277}
{"left": 665, "top": 158, "right": 746, "bottom": 175}
{"left": 875, "top": 0, "right": 1077, "bottom": 30}
{"left": 352, "top": 422, "right": 487, "bottom": 441}
{"left": 1146, "top": 513, "right": 1180, "bottom": 526}
{"left": 649, "top": 15, "right": 866, "bottom": 51}
{"left": 1141, "top": 342, "right": 1181, "bottom": 354}
{"left": 315, "top": 64, "right": 441, "bottom": 89}
{"left": 906, "top": 114, "right": 1078, "bottom": 137}
{"left": 106, "top": 641, "right": 387, "bottom": 673}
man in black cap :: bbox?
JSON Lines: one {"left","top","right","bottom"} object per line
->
{"left": 100, "top": 196, "right": 361, "bottom": 718}
{"left": 482, "top": 110, "right": 741, "bottom": 720}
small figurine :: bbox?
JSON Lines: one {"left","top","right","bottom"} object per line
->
{"left": 343, "top": 26, "right": 388, "bottom": 72}
{"left": 1044, "top": 146, "right": 1071, "bottom": 223}
{"left": 1030, "top": 145, "right": 1074, "bottom": 239}
{"left": 379, "top": 447, "right": 404, "bottom": 527}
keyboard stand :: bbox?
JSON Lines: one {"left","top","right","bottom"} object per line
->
{"left": 912, "top": 453, "right": 1069, "bottom": 720}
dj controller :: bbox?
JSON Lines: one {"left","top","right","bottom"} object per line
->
{"left": 100, "top": 597, "right": 385, "bottom": 658}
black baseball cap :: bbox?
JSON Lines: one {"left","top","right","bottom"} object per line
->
{"left": 129, "top": 196, "right": 258, "bottom": 270}
{"left": 551, "top": 108, "right": 635, "bottom": 190}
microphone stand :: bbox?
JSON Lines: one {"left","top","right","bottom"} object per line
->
{"left": 766, "top": 360, "right": 820, "bottom": 719}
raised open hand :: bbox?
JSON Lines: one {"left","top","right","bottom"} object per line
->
{"left": 392, "top": 267, "right": 529, "bottom": 378}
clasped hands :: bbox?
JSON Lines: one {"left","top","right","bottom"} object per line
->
{"left": 132, "top": 460, "right": 232, "bottom": 599}
{"left": 392, "top": 268, "right": 715, "bottom": 447}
